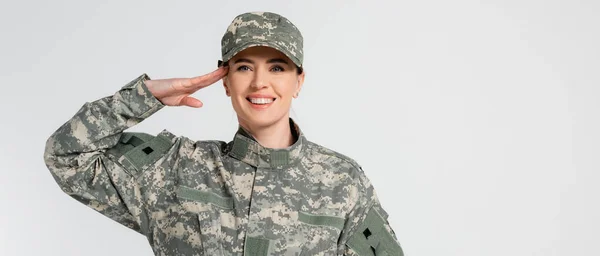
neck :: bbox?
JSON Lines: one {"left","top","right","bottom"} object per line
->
{"left": 238, "top": 116, "right": 296, "bottom": 149}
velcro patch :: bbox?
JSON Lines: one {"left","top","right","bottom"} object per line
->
{"left": 347, "top": 206, "right": 403, "bottom": 256}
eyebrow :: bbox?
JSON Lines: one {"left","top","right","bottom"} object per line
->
{"left": 233, "top": 58, "right": 289, "bottom": 65}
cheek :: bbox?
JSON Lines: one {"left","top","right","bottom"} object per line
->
{"left": 227, "top": 76, "right": 247, "bottom": 93}
{"left": 274, "top": 79, "right": 299, "bottom": 98}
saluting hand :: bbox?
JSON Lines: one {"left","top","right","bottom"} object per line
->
{"left": 143, "top": 66, "right": 229, "bottom": 108}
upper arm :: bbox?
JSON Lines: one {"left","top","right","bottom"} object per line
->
{"left": 344, "top": 200, "right": 403, "bottom": 256}
{"left": 45, "top": 131, "right": 174, "bottom": 235}
{"left": 105, "top": 131, "right": 174, "bottom": 176}
{"left": 338, "top": 166, "right": 404, "bottom": 256}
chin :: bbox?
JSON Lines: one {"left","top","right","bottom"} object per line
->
{"left": 239, "top": 112, "right": 286, "bottom": 128}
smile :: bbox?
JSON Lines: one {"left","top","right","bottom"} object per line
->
{"left": 246, "top": 97, "right": 276, "bottom": 109}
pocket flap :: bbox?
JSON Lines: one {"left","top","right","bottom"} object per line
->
{"left": 298, "top": 211, "right": 345, "bottom": 231}
{"left": 176, "top": 185, "right": 234, "bottom": 210}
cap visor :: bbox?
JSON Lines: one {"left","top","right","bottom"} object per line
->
{"left": 222, "top": 40, "right": 302, "bottom": 67}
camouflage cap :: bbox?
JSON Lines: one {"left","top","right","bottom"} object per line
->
{"left": 220, "top": 11, "right": 303, "bottom": 68}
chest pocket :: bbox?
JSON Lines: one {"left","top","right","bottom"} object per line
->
{"left": 297, "top": 211, "right": 345, "bottom": 255}
{"left": 175, "top": 185, "right": 236, "bottom": 255}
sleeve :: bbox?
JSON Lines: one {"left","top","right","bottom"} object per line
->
{"left": 337, "top": 167, "right": 404, "bottom": 256}
{"left": 43, "top": 73, "right": 167, "bottom": 235}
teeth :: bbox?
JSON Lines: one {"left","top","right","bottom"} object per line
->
{"left": 249, "top": 98, "right": 274, "bottom": 104}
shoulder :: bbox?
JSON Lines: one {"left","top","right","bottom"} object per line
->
{"left": 305, "top": 140, "right": 361, "bottom": 169}
{"left": 161, "top": 130, "right": 229, "bottom": 154}
{"left": 119, "top": 129, "right": 228, "bottom": 156}
{"left": 303, "top": 140, "right": 372, "bottom": 189}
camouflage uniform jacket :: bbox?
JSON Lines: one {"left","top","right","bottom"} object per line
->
{"left": 43, "top": 74, "right": 404, "bottom": 256}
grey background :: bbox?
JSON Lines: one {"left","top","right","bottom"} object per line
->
{"left": 1, "top": 0, "right": 599, "bottom": 255}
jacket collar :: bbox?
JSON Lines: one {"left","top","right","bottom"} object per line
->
{"left": 227, "top": 118, "right": 306, "bottom": 169}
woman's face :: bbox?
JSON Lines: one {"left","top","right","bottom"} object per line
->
{"left": 223, "top": 46, "right": 305, "bottom": 129}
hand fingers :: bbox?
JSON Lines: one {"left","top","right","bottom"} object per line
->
{"left": 188, "top": 66, "right": 229, "bottom": 89}
{"left": 181, "top": 96, "right": 203, "bottom": 108}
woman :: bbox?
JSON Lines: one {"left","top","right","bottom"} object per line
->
{"left": 43, "top": 11, "right": 403, "bottom": 256}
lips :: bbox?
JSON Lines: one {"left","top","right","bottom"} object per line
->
{"left": 246, "top": 97, "right": 276, "bottom": 103}
{"left": 246, "top": 96, "right": 276, "bottom": 109}
{"left": 247, "top": 93, "right": 276, "bottom": 98}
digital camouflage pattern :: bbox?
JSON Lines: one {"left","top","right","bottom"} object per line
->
{"left": 220, "top": 11, "right": 304, "bottom": 68}
{"left": 43, "top": 75, "right": 404, "bottom": 256}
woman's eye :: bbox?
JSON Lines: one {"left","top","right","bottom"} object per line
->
{"left": 271, "top": 66, "right": 284, "bottom": 72}
{"left": 237, "top": 65, "right": 251, "bottom": 71}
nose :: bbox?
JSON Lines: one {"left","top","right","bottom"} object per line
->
{"left": 250, "top": 68, "right": 268, "bottom": 89}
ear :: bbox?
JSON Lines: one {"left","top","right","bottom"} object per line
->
{"left": 222, "top": 77, "right": 230, "bottom": 97}
{"left": 294, "top": 71, "right": 305, "bottom": 98}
